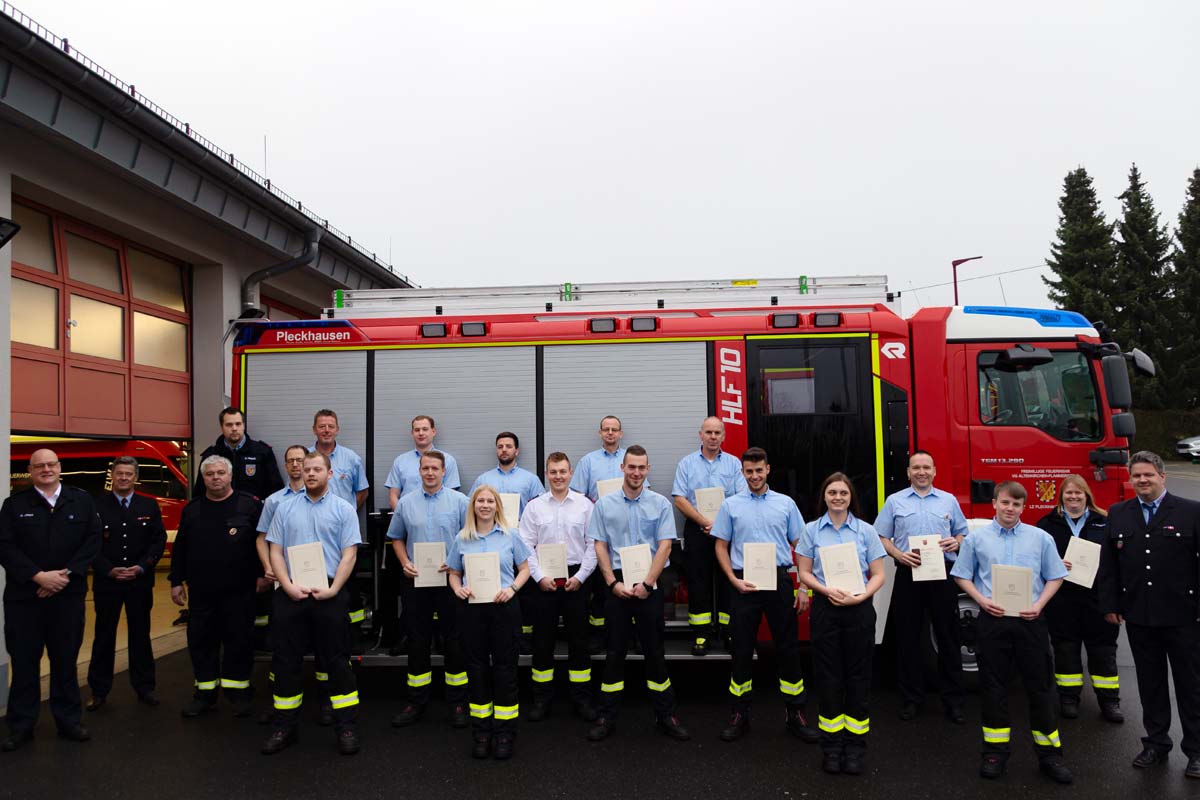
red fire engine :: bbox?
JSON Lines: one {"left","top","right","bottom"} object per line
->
{"left": 230, "top": 275, "right": 1153, "bottom": 661}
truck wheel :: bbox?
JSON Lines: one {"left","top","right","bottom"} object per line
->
{"left": 926, "top": 594, "right": 979, "bottom": 674}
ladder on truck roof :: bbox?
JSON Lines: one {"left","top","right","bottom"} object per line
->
{"left": 328, "top": 274, "right": 894, "bottom": 318}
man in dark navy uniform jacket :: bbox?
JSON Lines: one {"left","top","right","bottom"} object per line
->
{"left": 0, "top": 449, "right": 102, "bottom": 751}
{"left": 86, "top": 455, "right": 167, "bottom": 711}
{"left": 193, "top": 407, "right": 283, "bottom": 501}
{"left": 1098, "top": 450, "right": 1200, "bottom": 780}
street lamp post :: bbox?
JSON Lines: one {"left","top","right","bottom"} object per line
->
{"left": 951, "top": 256, "right": 983, "bottom": 305}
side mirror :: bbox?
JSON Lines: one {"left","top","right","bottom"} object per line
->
{"left": 1102, "top": 354, "right": 1132, "bottom": 409}
{"left": 1125, "top": 347, "right": 1156, "bottom": 378}
{"left": 1111, "top": 412, "right": 1135, "bottom": 439}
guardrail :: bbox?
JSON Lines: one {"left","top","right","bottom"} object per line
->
{"left": 0, "top": 1, "right": 410, "bottom": 285}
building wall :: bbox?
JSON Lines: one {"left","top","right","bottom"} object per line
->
{"left": 1, "top": 163, "right": 11, "bottom": 710}
{"left": 2, "top": 117, "right": 338, "bottom": 449}
{"left": 1, "top": 119, "right": 344, "bottom": 710}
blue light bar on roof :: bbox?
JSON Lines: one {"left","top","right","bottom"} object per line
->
{"left": 962, "top": 306, "right": 1092, "bottom": 328}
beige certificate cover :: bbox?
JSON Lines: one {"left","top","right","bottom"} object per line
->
{"left": 910, "top": 534, "right": 947, "bottom": 582}
{"left": 500, "top": 493, "right": 521, "bottom": 528}
{"left": 596, "top": 477, "right": 623, "bottom": 498}
{"left": 742, "top": 542, "right": 778, "bottom": 591}
{"left": 539, "top": 542, "right": 568, "bottom": 580}
{"left": 618, "top": 543, "right": 652, "bottom": 588}
{"left": 992, "top": 564, "right": 1033, "bottom": 616}
{"left": 694, "top": 487, "right": 725, "bottom": 519}
{"left": 412, "top": 541, "right": 447, "bottom": 588}
{"left": 818, "top": 542, "right": 867, "bottom": 596}
{"left": 465, "top": 551, "right": 502, "bottom": 604}
{"left": 1063, "top": 537, "right": 1101, "bottom": 589}
{"left": 287, "top": 542, "right": 329, "bottom": 591}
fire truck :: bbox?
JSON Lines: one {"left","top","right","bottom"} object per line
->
{"left": 229, "top": 275, "right": 1153, "bottom": 664}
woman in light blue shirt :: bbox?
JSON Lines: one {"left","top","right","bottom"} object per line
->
{"left": 795, "top": 473, "right": 886, "bottom": 777}
{"left": 446, "top": 485, "right": 530, "bottom": 761}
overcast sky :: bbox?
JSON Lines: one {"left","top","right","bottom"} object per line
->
{"left": 14, "top": 0, "right": 1200, "bottom": 313}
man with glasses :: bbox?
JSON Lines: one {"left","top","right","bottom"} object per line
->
{"left": 0, "top": 449, "right": 102, "bottom": 751}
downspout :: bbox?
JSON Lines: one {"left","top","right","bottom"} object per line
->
{"left": 241, "top": 229, "right": 322, "bottom": 316}
{"left": 220, "top": 229, "right": 322, "bottom": 407}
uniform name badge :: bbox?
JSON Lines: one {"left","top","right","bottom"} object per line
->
{"left": 618, "top": 543, "right": 653, "bottom": 589}
{"left": 742, "top": 542, "right": 777, "bottom": 591}
{"left": 465, "top": 551, "right": 502, "bottom": 604}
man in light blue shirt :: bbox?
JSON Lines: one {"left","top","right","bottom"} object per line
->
{"left": 570, "top": 415, "right": 628, "bottom": 501}
{"left": 469, "top": 431, "right": 545, "bottom": 644}
{"left": 711, "top": 447, "right": 816, "bottom": 743}
{"left": 875, "top": 450, "right": 969, "bottom": 723}
{"left": 262, "top": 450, "right": 362, "bottom": 756}
{"left": 385, "top": 415, "right": 462, "bottom": 509}
{"left": 386, "top": 451, "right": 470, "bottom": 728}
{"left": 468, "top": 432, "right": 545, "bottom": 514}
{"left": 570, "top": 414, "right": 627, "bottom": 645}
{"left": 950, "top": 481, "right": 1072, "bottom": 785}
{"left": 586, "top": 445, "right": 689, "bottom": 743}
{"left": 671, "top": 416, "right": 748, "bottom": 655}
{"left": 252, "top": 445, "right": 308, "bottom": 643}
{"left": 310, "top": 409, "right": 369, "bottom": 509}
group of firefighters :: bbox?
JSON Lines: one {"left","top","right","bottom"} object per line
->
{"left": 2, "top": 406, "right": 1198, "bottom": 784}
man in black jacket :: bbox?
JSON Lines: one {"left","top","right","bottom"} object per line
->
{"left": 1098, "top": 450, "right": 1200, "bottom": 779}
{"left": 0, "top": 449, "right": 102, "bottom": 751}
{"left": 85, "top": 455, "right": 168, "bottom": 711}
{"left": 193, "top": 407, "right": 283, "bottom": 501}
{"left": 170, "top": 455, "right": 265, "bottom": 719}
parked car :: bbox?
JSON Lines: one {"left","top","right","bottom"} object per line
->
{"left": 1178, "top": 435, "right": 1200, "bottom": 463}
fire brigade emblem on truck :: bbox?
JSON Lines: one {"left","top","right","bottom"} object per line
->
{"left": 1035, "top": 480, "right": 1057, "bottom": 503}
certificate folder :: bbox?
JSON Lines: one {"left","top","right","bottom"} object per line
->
{"left": 742, "top": 542, "right": 778, "bottom": 591}
{"left": 539, "top": 543, "right": 568, "bottom": 580}
{"left": 1063, "top": 537, "right": 1101, "bottom": 589}
{"left": 818, "top": 542, "right": 866, "bottom": 596}
{"left": 618, "top": 543, "right": 652, "bottom": 588}
{"left": 287, "top": 542, "right": 329, "bottom": 591}
{"left": 992, "top": 564, "right": 1033, "bottom": 617}
{"left": 910, "top": 535, "right": 947, "bottom": 582}
{"left": 413, "top": 542, "right": 447, "bottom": 588}
{"left": 465, "top": 551, "right": 502, "bottom": 604}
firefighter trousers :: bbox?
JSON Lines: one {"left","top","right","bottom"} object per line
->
{"left": 187, "top": 588, "right": 255, "bottom": 701}
{"left": 684, "top": 520, "right": 730, "bottom": 638}
{"left": 402, "top": 581, "right": 468, "bottom": 706}
{"left": 891, "top": 564, "right": 965, "bottom": 710}
{"left": 461, "top": 599, "right": 521, "bottom": 738}
{"left": 1044, "top": 586, "right": 1119, "bottom": 703}
{"left": 728, "top": 568, "right": 806, "bottom": 714}
{"left": 976, "top": 614, "right": 1062, "bottom": 762}
{"left": 811, "top": 594, "right": 874, "bottom": 755}
{"left": 597, "top": 573, "right": 677, "bottom": 721}
{"left": 531, "top": 564, "right": 592, "bottom": 705}
{"left": 270, "top": 586, "right": 358, "bottom": 732}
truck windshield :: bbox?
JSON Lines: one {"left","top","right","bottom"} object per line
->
{"left": 978, "top": 351, "right": 1102, "bottom": 441}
